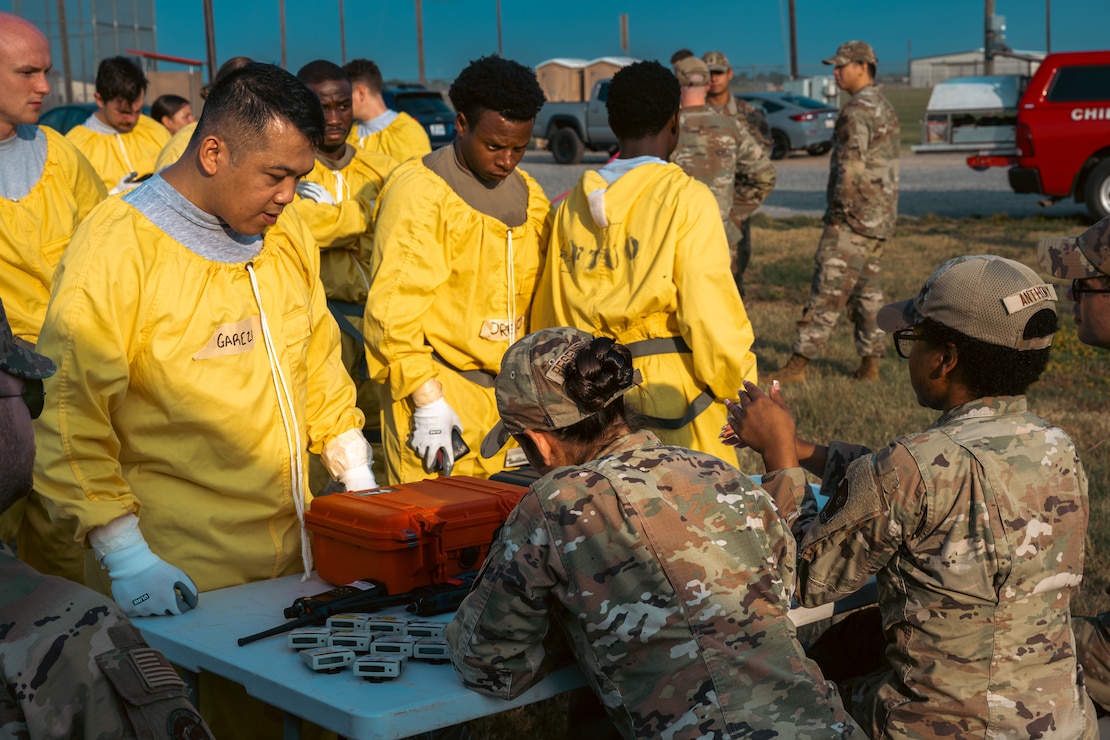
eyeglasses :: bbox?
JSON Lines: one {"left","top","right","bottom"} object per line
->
{"left": 0, "top": 378, "right": 45, "bottom": 419}
{"left": 892, "top": 329, "right": 923, "bottom": 359}
{"left": 1072, "top": 279, "right": 1110, "bottom": 302}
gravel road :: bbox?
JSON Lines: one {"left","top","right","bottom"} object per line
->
{"left": 520, "top": 150, "right": 1090, "bottom": 221}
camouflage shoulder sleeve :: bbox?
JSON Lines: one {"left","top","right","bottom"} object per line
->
{"left": 731, "top": 123, "right": 776, "bottom": 218}
{"left": 0, "top": 556, "right": 211, "bottom": 740}
{"left": 446, "top": 491, "right": 568, "bottom": 700}
{"left": 797, "top": 440, "right": 926, "bottom": 606}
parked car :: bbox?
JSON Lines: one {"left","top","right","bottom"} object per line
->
{"left": 534, "top": 79, "right": 618, "bottom": 164}
{"left": 38, "top": 103, "right": 97, "bottom": 134}
{"left": 382, "top": 85, "right": 456, "bottom": 149}
{"left": 736, "top": 92, "right": 838, "bottom": 160}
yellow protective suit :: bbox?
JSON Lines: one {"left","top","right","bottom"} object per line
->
{"left": 0, "top": 126, "right": 105, "bottom": 548}
{"left": 30, "top": 196, "right": 364, "bottom": 593}
{"left": 154, "top": 120, "right": 196, "bottom": 170}
{"left": 65, "top": 114, "right": 170, "bottom": 192}
{"left": 531, "top": 162, "right": 757, "bottom": 460}
{"left": 347, "top": 111, "right": 431, "bottom": 163}
{"left": 294, "top": 147, "right": 397, "bottom": 486}
{"left": 0, "top": 126, "right": 106, "bottom": 343}
{"left": 365, "top": 158, "right": 550, "bottom": 484}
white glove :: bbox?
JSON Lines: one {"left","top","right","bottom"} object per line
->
{"left": 339, "top": 465, "right": 377, "bottom": 492}
{"left": 411, "top": 397, "right": 464, "bottom": 474}
{"left": 296, "top": 180, "right": 337, "bottom": 205}
{"left": 90, "top": 514, "right": 199, "bottom": 617}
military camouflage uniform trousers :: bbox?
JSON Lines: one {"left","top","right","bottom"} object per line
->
{"left": 705, "top": 94, "right": 777, "bottom": 297}
{"left": 793, "top": 223, "right": 886, "bottom": 358}
{"left": 760, "top": 396, "right": 1098, "bottom": 738}
{"left": 447, "top": 429, "right": 858, "bottom": 739}
{"left": 794, "top": 83, "right": 899, "bottom": 360}
{"left": 0, "top": 542, "right": 212, "bottom": 739}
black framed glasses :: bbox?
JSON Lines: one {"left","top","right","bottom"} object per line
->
{"left": 1072, "top": 279, "right": 1110, "bottom": 301}
{"left": 892, "top": 329, "right": 923, "bottom": 359}
{"left": 0, "top": 377, "right": 45, "bottom": 419}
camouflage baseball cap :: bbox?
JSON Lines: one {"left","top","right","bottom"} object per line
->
{"left": 702, "top": 51, "right": 730, "bottom": 73}
{"left": 674, "top": 56, "right": 711, "bottom": 87}
{"left": 877, "top": 255, "right": 1057, "bottom": 351}
{"left": 823, "top": 40, "right": 878, "bottom": 66}
{"left": 0, "top": 296, "right": 55, "bottom": 380}
{"left": 480, "top": 327, "right": 640, "bottom": 458}
{"left": 1036, "top": 215, "right": 1110, "bottom": 280}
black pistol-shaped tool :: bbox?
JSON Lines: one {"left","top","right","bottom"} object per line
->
{"left": 432, "top": 428, "right": 470, "bottom": 475}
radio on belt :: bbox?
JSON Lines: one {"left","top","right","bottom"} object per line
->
{"left": 354, "top": 655, "right": 403, "bottom": 682}
{"left": 301, "top": 647, "right": 355, "bottom": 673}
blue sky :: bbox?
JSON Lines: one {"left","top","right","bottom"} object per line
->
{"left": 7, "top": 0, "right": 1106, "bottom": 83}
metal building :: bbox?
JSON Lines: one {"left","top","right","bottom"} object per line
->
{"left": 910, "top": 49, "right": 1044, "bottom": 88}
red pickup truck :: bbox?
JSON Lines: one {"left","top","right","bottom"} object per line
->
{"left": 968, "top": 50, "right": 1110, "bottom": 221}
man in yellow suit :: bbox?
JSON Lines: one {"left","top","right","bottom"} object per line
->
{"left": 65, "top": 55, "right": 168, "bottom": 193}
{"left": 530, "top": 60, "right": 758, "bottom": 460}
{"left": 344, "top": 58, "right": 431, "bottom": 162}
{"left": 295, "top": 59, "right": 397, "bottom": 482}
{"left": 0, "top": 12, "right": 105, "bottom": 550}
{"left": 32, "top": 63, "right": 375, "bottom": 610}
{"left": 365, "top": 56, "right": 549, "bottom": 484}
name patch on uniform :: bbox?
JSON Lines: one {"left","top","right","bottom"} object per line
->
{"left": 480, "top": 317, "right": 524, "bottom": 342}
{"left": 194, "top": 316, "right": 261, "bottom": 360}
{"left": 544, "top": 340, "right": 590, "bottom": 385}
{"left": 1001, "top": 284, "right": 1056, "bottom": 315}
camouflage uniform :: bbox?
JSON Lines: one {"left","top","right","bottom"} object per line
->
{"left": 761, "top": 396, "right": 1097, "bottom": 738}
{"left": 0, "top": 542, "right": 212, "bottom": 739}
{"left": 447, "top": 429, "right": 859, "bottom": 739}
{"left": 793, "top": 84, "right": 899, "bottom": 359}
{"left": 672, "top": 105, "right": 776, "bottom": 295}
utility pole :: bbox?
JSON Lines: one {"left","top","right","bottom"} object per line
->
{"left": 1045, "top": 0, "right": 1051, "bottom": 53}
{"left": 788, "top": 0, "right": 798, "bottom": 80}
{"left": 339, "top": 0, "right": 347, "bottom": 64}
{"left": 984, "top": 0, "right": 994, "bottom": 75}
{"left": 55, "top": 0, "right": 73, "bottom": 103}
{"left": 619, "top": 14, "right": 628, "bottom": 56}
{"left": 415, "top": 0, "right": 425, "bottom": 85}
{"left": 279, "top": 0, "right": 287, "bottom": 69}
{"left": 496, "top": 0, "right": 502, "bottom": 57}
{"left": 203, "top": 0, "right": 217, "bottom": 83}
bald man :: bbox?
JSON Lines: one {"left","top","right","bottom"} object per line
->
{"left": 0, "top": 12, "right": 105, "bottom": 551}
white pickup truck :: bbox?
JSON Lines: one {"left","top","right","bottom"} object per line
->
{"left": 534, "top": 79, "right": 619, "bottom": 164}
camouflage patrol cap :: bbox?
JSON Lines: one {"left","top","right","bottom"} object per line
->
{"left": 0, "top": 296, "right": 55, "bottom": 380}
{"left": 702, "top": 51, "right": 730, "bottom": 73}
{"left": 1037, "top": 215, "right": 1110, "bottom": 280}
{"left": 823, "top": 40, "right": 878, "bottom": 66}
{"left": 480, "top": 327, "right": 640, "bottom": 458}
{"left": 674, "top": 56, "right": 711, "bottom": 87}
{"left": 877, "top": 255, "right": 1057, "bottom": 351}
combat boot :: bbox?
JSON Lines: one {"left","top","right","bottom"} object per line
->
{"left": 772, "top": 354, "right": 809, "bottom": 384}
{"left": 853, "top": 356, "right": 880, "bottom": 381}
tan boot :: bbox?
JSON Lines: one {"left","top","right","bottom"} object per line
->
{"left": 853, "top": 356, "right": 880, "bottom": 381}
{"left": 773, "top": 353, "right": 809, "bottom": 384}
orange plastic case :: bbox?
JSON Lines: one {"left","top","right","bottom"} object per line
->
{"left": 305, "top": 476, "right": 528, "bottom": 592}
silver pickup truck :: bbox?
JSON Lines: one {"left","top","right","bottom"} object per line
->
{"left": 534, "top": 79, "right": 619, "bottom": 164}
